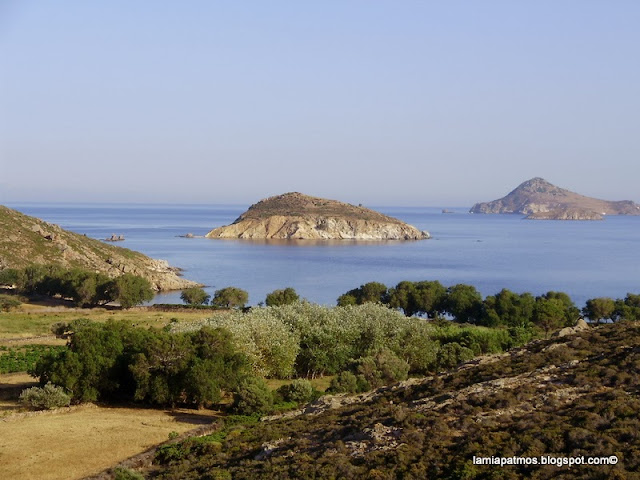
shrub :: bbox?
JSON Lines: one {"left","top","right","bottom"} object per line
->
{"left": 19, "top": 383, "right": 71, "bottom": 410}
{"left": 277, "top": 379, "right": 313, "bottom": 404}
{"left": 355, "top": 348, "right": 410, "bottom": 389}
{"left": 436, "top": 342, "right": 474, "bottom": 370}
{"left": 327, "top": 371, "right": 360, "bottom": 394}
{"left": 0, "top": 294, "right": 21, "bottom": 312}
{"left": 232, "top": 377, "right": 273, "bottom": 415}
{"left": 113, "top": 467, "right": 145, "bottom": 480}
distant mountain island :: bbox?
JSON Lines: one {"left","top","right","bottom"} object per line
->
{"left": 470, "top": 177, "right": 640, "bottom": 220}
{"left": 0, "top": 205, "right": 198, "bottom": 291}
{"left": 206, "top": 192, "right": 430, "bottom": 240}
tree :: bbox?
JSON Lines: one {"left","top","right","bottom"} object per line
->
{"left": 63, "top": 269, "right": 114, "bottom": 307}
{"left": 583, "top": 297, "right": 615, "bottom": 324}
{"left": 114, "top": 274, "right": 154, "bottom": 309}
{"left": 539, "top": 291, "right": 580, "bottom": 327}
{"left": 180, "top": 287, "right": 210, "bottom": 306}
{"left": 613, "top": 293, "right": 640, "bottom": 322}
{"left": 211, "top": 287, "right": 248, "bottom": 309}
{"left": 388, "top": 281, "right": 418, "bottom": 316}
{"left": 265, "top": 287, "right": 299, "bottom": 307}
{"left": 480, "top": 289, "right": 535, "bottom": 329}
{"left": 443, "top": 284, "right": 483, "bottom": 323}
{"left": 337, "top": 282, "right": 387, "bottom": 306}
{"left": 533, "top": 297, "right": 566, "bottom": 337}
{"left": 412, "top": 281, "right": 447, "bottom": 318}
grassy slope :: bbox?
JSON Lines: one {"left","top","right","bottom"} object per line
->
{"left": 236, "top": 192, "right": 405, "bottom": 224}
{"left": 152, "top": 322, "right": 640, "bottom": 480}
{"left": 0, "top": 205, "right": 197, "bottom": 290}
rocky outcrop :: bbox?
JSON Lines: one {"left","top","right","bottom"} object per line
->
{"left": 0, "top": 205, "right": 199, "bottom": 291}
{"left": 525, "top": 208, "right": 604, "bottom": 221}
{"left": 206, "top": 192, "right": 430, "bottom": 240}
{"left": 470, "top": 177, "right": 640, "bottom": 218}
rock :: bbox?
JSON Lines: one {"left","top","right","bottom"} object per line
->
{"left": 553, "top": 318, "right": 590, "bottom": 338}
{"left": 206, "top": 192, "right": 431, "bottom": 240}
{"left": 525, "top": 208, "right": 603, "bottom": 220}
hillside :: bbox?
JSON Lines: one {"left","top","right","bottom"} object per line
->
{"left": 0, "top": 205, "right": 198, "bottom": 291}
{"left": 470, "top": 178, "right": 640, "bottom": 219}
{"left": 206, "top": 192, "right": 430, "bottom": 240}
{"left": 151, "top": 321, "right": 640, "bottom": 479}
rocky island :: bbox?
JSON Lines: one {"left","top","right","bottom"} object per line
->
{"left": 0, "top": 205, "right": 199, "bottom": 291}
{"left": 206, "top": 192, "right": 430, "bottom": 240}
{"left": 470, "top": 177, "right": 640, "bottom": 220}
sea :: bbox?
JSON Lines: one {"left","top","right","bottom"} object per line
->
{"left": 6, "top": 203, "right": 640, "bottom": 309}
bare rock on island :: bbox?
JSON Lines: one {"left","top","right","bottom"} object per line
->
{"left": 470, "top": 177, "right": 640, "bottom": 219}
{"left": 206, "top": 192, "right": 430, "bottom": 240}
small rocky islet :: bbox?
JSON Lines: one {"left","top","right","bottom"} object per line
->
{"left": 205, "top": 192, "right": 430, "bottom": 240}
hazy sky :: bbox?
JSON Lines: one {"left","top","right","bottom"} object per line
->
{"left": 1, "top": 1, "right": 639, "bottom": 206}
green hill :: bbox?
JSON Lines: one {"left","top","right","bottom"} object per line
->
{"left": 0, "top": 205, "right": 198, "bottom": 291}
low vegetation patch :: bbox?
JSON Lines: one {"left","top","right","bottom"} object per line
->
{"left": 0, "top": 344, "right": 65, "bottom": 373}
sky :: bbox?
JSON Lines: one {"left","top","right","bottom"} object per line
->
{"left": 1, "top": 1, "right": 639, "bottom": 206}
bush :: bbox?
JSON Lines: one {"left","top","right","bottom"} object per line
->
{"left": 0, "top": 294, "right": 21, "bottom": 312}
{"left": 19, "top": 383, "right": 71, "bottom": 410}
{"left": 355, "top": 348, "right": 410, "bottom": 389}
{"left": 277, "top": 379, "right": 313, "bottom": 404}
{"left": 113, "top": 467, "right": 145, "bottom": 480}
{"left": 232, "top": 377, "right": 273, "bottom": 415}
{"left": 436, "top": 342, "right": 474, "bottom": 370}
{"left": 328, "top": 371, "right": 362, "bottom": 394}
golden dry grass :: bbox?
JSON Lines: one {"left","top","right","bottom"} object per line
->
{"left": 0, "top": 403, "right": 217, "bottom": 480}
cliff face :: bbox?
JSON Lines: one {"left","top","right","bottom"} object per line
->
{"left": 0, "top": 205, "right": 199, "bottom": 291}
{"left": 206, "top": 193, "right": 430, "bottom": 240}
{"left": 470, "top": 177, "right": 640, "bottom": 217}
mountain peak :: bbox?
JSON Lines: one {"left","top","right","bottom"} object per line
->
{"left": 470, "top": 179, "right": 640, "bottom": 218}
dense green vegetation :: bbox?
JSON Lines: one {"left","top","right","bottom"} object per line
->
{"left": 0, "top": 344, "right": 66, "bottom": 374}
{"left": 176, "top": 303, "right": 519, "bottom": 379}
{"left": 337, "top": 281, "right": 640, "bottom": 327}
{"left": 33, "top": 321, "right": 250, "bottom": 406}
{"left": 0, "top": 265, "right": 154, "bottom": 308}
{"left": 151, "top": 322, "right": 640, "bottom": 479}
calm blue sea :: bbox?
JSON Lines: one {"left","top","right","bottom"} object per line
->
{"left": 6, "top": 203, "right": 640, "bottom": 309}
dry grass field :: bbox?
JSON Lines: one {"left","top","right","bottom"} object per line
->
{"left": 0, "top": 394, "right": 217, "bottom": 480}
